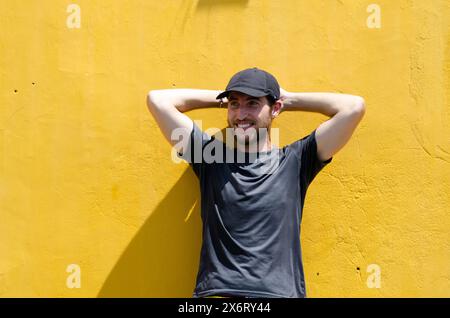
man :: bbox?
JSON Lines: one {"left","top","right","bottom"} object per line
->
{"left": 146, "top": 67, "right": 365, "bottom": 298}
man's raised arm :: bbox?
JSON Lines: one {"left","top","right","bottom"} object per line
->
{"left": 280, "top": 89, "right": 366, "bottom": 162}
{"left": 146, "top": 89, "right": 223, "bottom": 152}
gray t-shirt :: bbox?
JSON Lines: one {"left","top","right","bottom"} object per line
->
{"left": 178, "top": 122, "right": 332, "bottom": 298}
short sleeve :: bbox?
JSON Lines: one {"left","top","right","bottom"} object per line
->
{"left": 291, "top": 129, "right": 332, "bottom": 187}
{"left": 177, "top": 121, "right": 213, "bottom": 178}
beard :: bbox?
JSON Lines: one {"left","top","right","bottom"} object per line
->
{"left": 226, "top": 117, "right": 272, "bottom": 149}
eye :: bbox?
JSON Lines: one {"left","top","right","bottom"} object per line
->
{"left": 229, "top": 101, "right": 239, "bottom": 109}
{"left": 249, "top": 100, "right": 259, "bottom": 107}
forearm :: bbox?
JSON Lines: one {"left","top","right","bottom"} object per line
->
{"left": 282, "top": 92, "right": 365, "bottom": 117}
{"left": 148, "top": 89, "right": 222, "bottom": 113}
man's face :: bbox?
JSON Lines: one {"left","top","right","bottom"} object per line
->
{"left": 226, "top": 91, "right": 273, "bottom": 146}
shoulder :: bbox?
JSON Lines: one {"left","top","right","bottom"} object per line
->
{"left": 286, "top": 130, "right": 316, "bottom": 160}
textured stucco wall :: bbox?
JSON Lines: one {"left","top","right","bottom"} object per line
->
{"left": 0, "top": 0, "right": 449, "bottom": 297}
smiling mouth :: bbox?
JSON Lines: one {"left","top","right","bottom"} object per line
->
{"left": 234, "top": 122, "right": 256, "bottom": 131}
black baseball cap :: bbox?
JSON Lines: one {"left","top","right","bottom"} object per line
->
{"left": 216, "top": 67, "right": 280, "bottom": 101}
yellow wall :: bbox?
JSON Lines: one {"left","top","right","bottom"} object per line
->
{"left": 0, "top": 0, "right": 449, "bottom": 297}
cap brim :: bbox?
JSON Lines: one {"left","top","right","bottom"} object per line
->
{"left": 215, "top": 87, "right": 268, "bottom": 100}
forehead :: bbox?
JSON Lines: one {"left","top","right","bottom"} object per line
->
{"left": 228, "top": 91, "right": 263, "bottom": 101}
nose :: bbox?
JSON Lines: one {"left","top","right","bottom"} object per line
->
{"left": 236, "top": 107, "right": 249, "bottom": 120}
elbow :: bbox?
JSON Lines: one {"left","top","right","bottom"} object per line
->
{"left": 352, "top": 96, "right": 366, "bottom": 117}
{"left": 147, "top": 90, "right": 161, "bottom": 110}
{"left": 147, "top": 90, "right": 179, "bottom": 115}
{"left": 146, "top": 90, "right": 155, "bottom": 107}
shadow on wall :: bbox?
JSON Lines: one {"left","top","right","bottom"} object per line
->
{"left": 98, "top": 169, "right": 202, "bottom": 297}
{"left": 196, "top": 0, "right": 249, "bottom": 10}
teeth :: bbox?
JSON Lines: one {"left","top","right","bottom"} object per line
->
{"left": 237, "top": 123, "right": 253, "bottom": 128}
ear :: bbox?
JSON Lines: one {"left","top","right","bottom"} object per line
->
{"left": 271, "top": 100, "right": 283, "bottom": 118}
